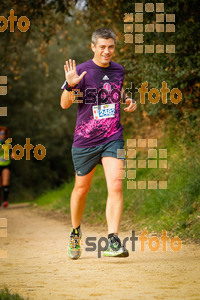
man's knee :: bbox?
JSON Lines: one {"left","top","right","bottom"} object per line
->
{"left": 74, "top": 185, "right": 90, "bottom": 197}
{"left": 108, "top": 178, "right": 123, "bottom": 194}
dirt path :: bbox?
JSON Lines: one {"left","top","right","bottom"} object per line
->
{"left": 0, "top": 204, "right": 200, "bottom": 300}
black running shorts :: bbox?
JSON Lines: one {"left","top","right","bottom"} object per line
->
{"left": 71, "top": 139, "right": 125, "bottom": 176}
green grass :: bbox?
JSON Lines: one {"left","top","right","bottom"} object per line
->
{"left": 0, "top": 287, "right": 27, "bottom": 300}
{"left": 33, "top": 176, "right": 74, "bottom": 213}
{"left": 33, "top": 115, "right": 200, "bottom": 240}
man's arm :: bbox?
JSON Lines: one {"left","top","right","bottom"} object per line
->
{"left": 60, "top": 89, "right": 76, "bottom": 109}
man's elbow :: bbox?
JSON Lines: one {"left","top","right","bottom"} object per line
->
{"left": 60, "top": 91, "right": 68, "bottom": 109}
{"left": 60, "top": 95, "right": 70, "bottom": 109}
{"left": 60, "top": 101, "right": 68, "bottom": 109}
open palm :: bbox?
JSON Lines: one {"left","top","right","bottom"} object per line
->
{"left": 64, "top": 59, "right": 87, "bottom": 87}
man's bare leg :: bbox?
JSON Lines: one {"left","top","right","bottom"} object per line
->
{"left": 70, "top": 166, "right": 96, "bottom": 228}
{"left": 1, "top": 168, "right": 10, "bottom": 207}
{"left": 2, "top": 168, "right": 10, "bottom": 186}
{"left": 101, "top": 157, "right": 124, "bottom": 234}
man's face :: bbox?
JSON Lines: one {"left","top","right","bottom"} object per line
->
{"left": 91, "top": 38, "right": 115, "bottom": 67}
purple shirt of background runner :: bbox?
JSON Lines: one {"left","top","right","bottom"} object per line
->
{"left": 61, "top": 59, "right": 125, "bottom": 148}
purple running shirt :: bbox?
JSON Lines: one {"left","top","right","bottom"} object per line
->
{"left": 61, "top": 59, "right": 125, "bottom": 148}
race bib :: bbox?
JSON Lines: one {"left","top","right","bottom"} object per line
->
{"left": 92, "top": 103, "right": 115, "bottom": 120}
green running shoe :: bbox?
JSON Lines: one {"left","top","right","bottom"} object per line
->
{"left": 67, "top": 227, "right": 82, "bottom": 260}
{"left": 104, "top": 234, "right": 129, "bottom": 257}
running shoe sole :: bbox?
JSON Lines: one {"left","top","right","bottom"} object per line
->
{"left": 104, "top": 247, "right": 129, "bottom": 257}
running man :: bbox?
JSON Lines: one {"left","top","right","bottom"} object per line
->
{"left": 0, "top": 127, "right": 12, "bottom": 208}
{"left": 60, "top": 28, "right": 137, "bottom": 259}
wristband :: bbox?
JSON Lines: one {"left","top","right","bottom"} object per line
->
{"left": 64, "top": 81, "right": 78, "bottom": 91}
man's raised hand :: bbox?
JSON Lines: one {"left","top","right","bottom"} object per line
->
{"left": 64, "top": 59, "right": 87, "bottom": 87}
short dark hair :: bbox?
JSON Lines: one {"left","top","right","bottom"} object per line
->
{"left": 91, "top": 28, "right": 116, "bottom": 46}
